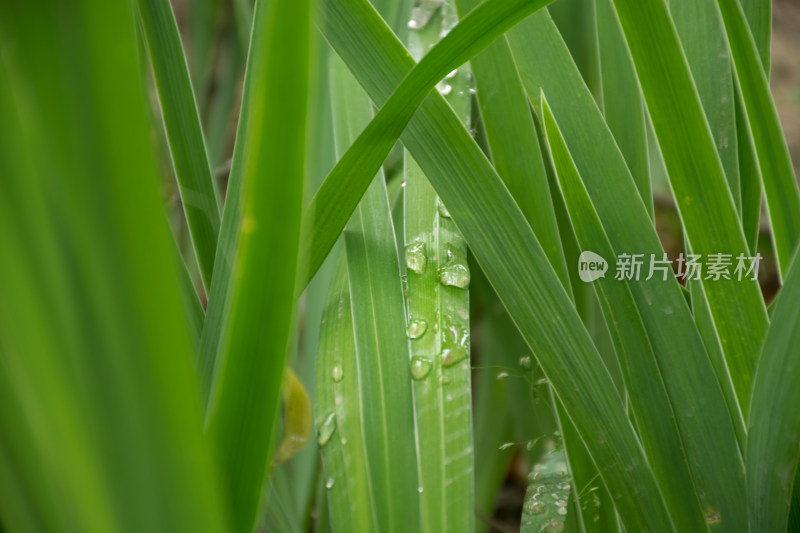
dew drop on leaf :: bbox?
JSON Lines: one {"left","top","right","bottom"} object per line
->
{"left": 317, "top": 412, "right": 336, "bottom": 447}
{"left": 405, "top": 240, "right": 427, "bottom": 274}
{"left": 406, "top": 318, "right": 428, "bottom": 339}
{"left": 410, "top": 356, "right": 433, "bottom": 380}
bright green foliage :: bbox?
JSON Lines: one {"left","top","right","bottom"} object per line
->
{"left": 404, "top": 3, "right": 474, "bottom": 531}
{"left": 203, "top": 0, "right": 311, "bottom": 531}
{"left": 333, "top": 57, "right": 422, "bottom": 533}
{"left": 0, "top": 1, "right": 226, "bottom": 531}
{"left": 137, "top": 0, "right": 222, "bottom": 290}
{"left": 2, "top": 0, "right": 800, "bottom": 532}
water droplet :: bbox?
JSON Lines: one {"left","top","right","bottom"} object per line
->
{"left": 439, "top": 264, "right": 470, "bottom": 289}
{"left": 440, "top": 319, "right": 469, "bottom": 367}
{"left": 401, "top": 179, "right": 407, "bottom": 188}
{"left": 496, "top": 371, "right": 509, "bottom": 380}
{"left": 557, "top": 483, "right": 571, "bottom": 491}
{"left": 436, "top": 82, "right": 452, "bottom": 96}
{"left": 436, "top": 197, "right": 451, "bottom": 218}
{"left": 519, "top": 356, "right": 532, "bottom": 369}
{"left": 410, "top": 356, "right": 433, "bottom": 380}
{"left": 406, "top": 318, "right": 428, "bottom": 339}
{"left": 524, "top": 499, "right": 544, "bottom": 515}
{"left": 541, "top": 518, "right": 565, "bottom": 532}
{"left": 405, "top": 240, "right": 427, "bottom": 274}
{"left": 445, "top": 69, "right": 458, "bottom": 79}
{"left": 438, "top": 244, "right": 470, "bottom": 289}
{"left": 407, "top": 0, "right": 444, "bottom": 30}
{"left": 499, "top": 442, "right": 515, "bottom": 450}
{"left": 332, "top": 364, "right": 343, "bottom": 382}
{"left": 318, "top": 412, "right": 336, "bottom": 446}
{"left": 555, "top": 499, "right": 567, "bottom": 507}
{"left": 556, "top": 507, "right": 568, "bottom": 516}
{"left": 439, "top": 375, "right": 451, "bottom": 385}
{"left": 325, "top": 477, "right": 335, "bottom": 489}
{"left": 468, "top": 87, "right": 476, "bottom": 95}
{"left": 340, "top": 436, "right": 348, "bottom": 446}
{"left": 417, "top": 486, "right": 424, "bottom": 493}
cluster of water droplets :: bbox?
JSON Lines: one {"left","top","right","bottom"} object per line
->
{"left": 521, "top": 447, "right": 572, "bottom": 532}
{"left": 438, "top": 242, "right": 470, "bottom": 289}
{"left": 440, "top": 317, "right": 469, "bottom": 367}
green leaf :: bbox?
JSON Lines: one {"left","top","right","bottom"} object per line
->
{"left": 747, "top": 250, "right": 800, "bottom": 533}
{"left": 716, "top": 0, "right": 800, "bottom": 279}
{"left": 332, "top": 55, "right": 422, "bottom": 532}
{"left": 520, "top": 446, "right": 572, "bottom": 533}
{"left": 315, "top": 260, "right": 380, "bottom": 533}
{"left": 547, "top": 0, "right": 600, "bottom": 96}
{"left": 0, "top": 2, "right": 226, "bottom": 530}
{"left": 541, "top": 94, "right": 744, "bottom": 531}
{"left": 738, "top": 0, "right": 771, "bottom": 74}
{"left": 301, "top": 0, "right": 556, "bottom": 287}
{"left": 320, "top": 2, "right": 676, "bottom": 531}
{"left": 203, "top": 0, "right": 311, "bottom": 529}
{"left": 670, "top": 0, "right": 740, "bottom": 209}
{"left": 596, "top": 0, "right": 652, "bottom": 219}
{"left": 136, "top": 0, "right": 222, "bottom": 290}
{"left": 607, "top": 0, "right": 769, "bottom": 414}
{"left": 403, "top": 4, "right": 475, "bottom": 531}
{"left": 454, "top": 0, "right": 569, "bottom": 290}
{"left": 737, "top": 0, "right": 771, "bottom": 254}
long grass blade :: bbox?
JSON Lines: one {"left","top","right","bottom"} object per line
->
{"left": 596, "top": 0, "right": 651, "bottom": 219}
{"left": 302, "top": 0, "right": 555, "bottom": 286}
{"left": 454, "top": 0, "right": 569, "bottom": 290}
{"left": 671, "top": 0, "right": 740, "bottom": 207}
{"left": 540, "top": 93, "right": 705, "bottom": 530}
{"left": 607, "top": 0, "right": 769, "bottom": 413}
{"left": 737, "top": 0, "right": 771, "bottom": 253}
{"left": 508, "top": 11, "right": 747, "bottom": 527}
{"left": 403, "top": 4, "right": 475, "bottom": 531}
{"left": 747, "top": 250, "right": 800, "bottom": 533}
{"left": 203, "top": 0, "right": 311, "bottom": 529}
{"left": 320, "top": 3, "right": 676, "bottom": 530}
{"left": 315, "top": 260, "right": 379, "bottom": 532}
{"left": 136, "top": 0, "right": 222, "bottom": 290}
{"left": 0, "top": 2, "right": 226, "bottom": 530}
{"left": 716, "top": 0, "right": 800, "bottom": 279}
{"left": 330, "top": 55, "right": 423, "bottom": 533}
{"left": 540, "top": 95, "right": 738, "bottom": 532}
